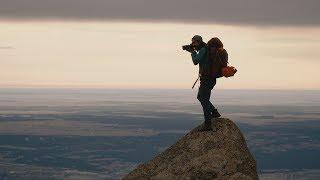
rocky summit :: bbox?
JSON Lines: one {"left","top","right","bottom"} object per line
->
{"left": 123, "top": 117, "right": 258, "bottom": 180}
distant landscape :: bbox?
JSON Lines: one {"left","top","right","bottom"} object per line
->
{"left": 0, "top": 88, "right": 319, "bottom": 179}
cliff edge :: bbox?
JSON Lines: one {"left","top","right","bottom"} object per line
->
{"left": 123, "top": 117, "right": 258, "bottom": 180}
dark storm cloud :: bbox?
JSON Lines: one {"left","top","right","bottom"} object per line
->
{"left": 0, "top": 0, "right": 319, "bottom": 26}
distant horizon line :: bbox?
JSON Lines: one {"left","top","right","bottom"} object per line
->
{"left": 0, "top": 86, "right": 318, "bottom": 91}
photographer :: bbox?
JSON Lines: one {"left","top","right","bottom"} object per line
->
{"left": 185, "top": 35, "right": 221, "bottom": 131}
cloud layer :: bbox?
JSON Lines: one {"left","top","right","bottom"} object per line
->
{"left": 1, "top": 0, "right": 319, "bottom": 26}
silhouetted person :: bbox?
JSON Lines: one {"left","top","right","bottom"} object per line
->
{"left": 188, "top": 35, "right": 221, "bottom": 131}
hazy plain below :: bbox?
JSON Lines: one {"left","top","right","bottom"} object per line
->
{"left": 0, "top": 88, "right": 319, "bottom": 179}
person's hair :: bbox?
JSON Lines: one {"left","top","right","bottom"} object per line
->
{"left": 192, "top": 35, "right": 203, "bottom": 42}
{"left": 207, "top": 37, "right": 223, "bottom": 48}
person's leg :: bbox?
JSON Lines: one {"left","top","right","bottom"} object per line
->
{"left": 208, "top": 78, "right": 217, "bottom": 113}
{"left": 197, "top": 78, "right": 214, "bottom": 126}
{"left": 208, "top": 78, "right": 221, "bottom": 118}
{"left": 209, "top": 98, "right": 215, "bottom": 112}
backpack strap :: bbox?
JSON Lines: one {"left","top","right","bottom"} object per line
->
{"left": 192, "top": 75, "right": 200, "bottom": 89}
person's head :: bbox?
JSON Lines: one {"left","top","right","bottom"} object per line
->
{"left": 191, "top": 35, "right": 204, "bottom": 50}
{"left": 207, "top": 37, "right": 223, "bottom": 49}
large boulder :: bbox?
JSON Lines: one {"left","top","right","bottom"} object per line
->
{"left": 123, "top": 117, "right": 258, "bottom": 180}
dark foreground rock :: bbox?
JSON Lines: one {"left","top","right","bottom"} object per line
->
{"left": 123, "top": 118, "right": 258, "bottom": 180}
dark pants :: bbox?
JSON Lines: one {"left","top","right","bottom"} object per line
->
{"left": 197, "top": 77, "right": 216, "bottom": 125}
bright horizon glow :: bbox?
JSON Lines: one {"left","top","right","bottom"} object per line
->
{"left": 1, "top": 21, "right": 319, "bottom": 90}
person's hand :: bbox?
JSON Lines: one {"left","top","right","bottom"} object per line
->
{"left": 188, "top": 48, "right": 196, "bottom": 53}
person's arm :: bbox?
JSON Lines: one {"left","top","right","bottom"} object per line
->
{"left": 191, "top": 47, "right": 206, "bottom": 65}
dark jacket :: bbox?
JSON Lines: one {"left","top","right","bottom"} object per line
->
{"left": 191, "top": 44, "right": 210, "bottom": 77}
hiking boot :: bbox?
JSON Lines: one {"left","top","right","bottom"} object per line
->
{"left": 211, "top": 108, "right": 221, "bottom": 118}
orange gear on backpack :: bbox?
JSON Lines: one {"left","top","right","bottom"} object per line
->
{"left": 222, "top": 66, "right": 237, "bottom": 77}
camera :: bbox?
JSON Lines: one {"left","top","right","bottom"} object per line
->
{"left": 182, "top": 44, "right": 194, "bottom": 52}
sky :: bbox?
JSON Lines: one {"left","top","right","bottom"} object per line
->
{"left": 0, "top": 0, "right": 319, "bottom": 90}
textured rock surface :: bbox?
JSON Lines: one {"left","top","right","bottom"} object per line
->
{"left": 123, "top": 118, "right": 258, "bottom": 180}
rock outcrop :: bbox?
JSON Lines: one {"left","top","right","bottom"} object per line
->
{"left": 123, "top": 117, "right": 258, "bottom": 180}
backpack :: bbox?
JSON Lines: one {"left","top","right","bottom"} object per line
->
{"left": 207, "top": 45, "right": 237, "bottom": 78}
{"left": 191, "top": 39, "right": 238, "bottom": 89}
